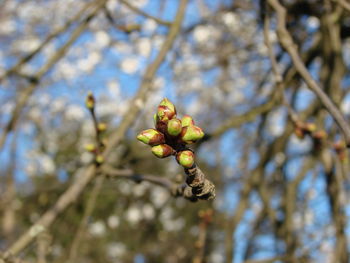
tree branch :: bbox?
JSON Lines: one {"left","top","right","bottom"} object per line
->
{"left": 268, "top": 0, "right": 350, "bottom": 146}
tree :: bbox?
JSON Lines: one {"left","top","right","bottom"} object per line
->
{"left": 0, "top": 0, "right": 350, "bottom": 262}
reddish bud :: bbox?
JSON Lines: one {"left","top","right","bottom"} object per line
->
{"left": 137, "top": 129, "right": 165, "bottom": 146}
{"left": 294, "top": 127, "right": 305, "bottom": 140}
{"left": 176, "top": 150, "right": 195, "bottom": 168}
{"left": 333, "top": 140, "right": 346, "bottom": 153}
{"left": 167, "top": 118, "right": 182, "bottom": 136}
{"left": 151, "top": 144, "right": 174, "bottom": 158}
{"left": 159, "top": 98, "right": 176, "bottom": 114}
{"left": 181, "top": 115, "right": 195, "bottom": 127}
{"left": 180, "top": 125, "right": 205, "bottom": 144}
{"left": 312, "top": 130, "right": 327, "bottom": 140}
{"left": 157, "top": 105, "right": 176, "bottom": 122}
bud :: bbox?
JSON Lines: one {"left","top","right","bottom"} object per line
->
{"left": 159, "top": 98, "right": 176, "bottom": 114}
{"left": 137, "top": 129, "right": 165, "bottom": 146}
{"left": 85, "top": 92, "right": 95, "bottom": 109}
{"left": 95, "top": 154, "right": 104, "bottom": 164}
{"left": 155, "top": 120, "right": 168, "bottom": 135}
{"left": 167, "top": 118, "right": 182, "bottom": 136}
{"left": 312, "top": 130, "right": 327, "bottom": 140}
{"left": 97, "top": 123, "right": 107, "bottom": 132}
{"left": 304, "top": 122, "right": 317, "bottom": 133}
{"left": 333, "top": 140, "right": 346, "bottom": 153}
{"left": 294, "top": 127, "right": 305, "bottom": 140}
{"left": 157, "top": 98, "right": 176, "bottom": 122}
{"left": 84, "top": 143, "right": 96, "bottom": 152}
{"left": 157, "top": 105, "right": 176, "bottom": 122}
{"left": 151, "top": 144, "right": 174, "bottom": 158}
{"left": 176, "top": 150, "right": 195, "bottom": 168}
{"left": 181, "top": 115, "right": 194, "bottom": 127}
{"left": 180, "top": 125, "right": 204, "bottom": 144}
{"left": 153, "top": 114, "right": 158, "bottom": 127}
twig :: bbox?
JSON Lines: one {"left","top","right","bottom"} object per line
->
{"left": 263, "top": 10, "right": 299, "bottom": 124}
{"left": 193, "top": 209, "right": 213, "bottom": 263}
{"left": 102, "top": 166, "right": 196, "bottom": 200}
{"left": 119, "top": 0, "right": 171, "bottom": 26}
{"left": 267, "top": 0, "right": 350, "bottom": 146}
{"left": 0, "top": 0, "right": 94, "bottom": 82}
{"left": 0, "top": 0, "right": 107, "bottom": 152}
{"left": 1, "top": 0, "right": 188, "bottom": 259}
{"left": 67, "top": 175, "right": 105, "bottom": 262}
{"left": 67, "top": 98, "right": 106, "bottom": 261}
{"left": 333, "top": 0, "right": 350, "bottom": 12}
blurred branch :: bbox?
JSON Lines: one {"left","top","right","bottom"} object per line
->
{"left": 102, "top": 166, "right": 194, "bottom": 199}
{"left": 243, "top": 256, "right": 290, "bottom": 263}
{"left": 193, "top": 209, "right": 213, "bottom": 263}
{"left": 333, "top": 0, "right": 350, "bottom": 12}
{"left": 67, "top": 175, "right": 105, "bottom": 262}
{"left": 1, "top": 0, "right": 188, "bottom": 259}
{"left": 268, "top": 0, "right": 350, "bottom": 145}
{"left": 0, "top": 0, "right": 107, "bottom": 152}
{"left": 205, "top": 91, "right": 280, "bottom": 141}
{"left": 67, "top": 102, "right": 106, "bottom": 262}
{"left": 119, "top": 0, "right": 171, "bottom": 26}
{"left": 0, "top": 0, "right": 94, "bottom": 83}
{"left": 2, "top": 132, "right": 17, "bottom": 240}
{"left": 36, "top": 232, "right": 51, "bottom": 263}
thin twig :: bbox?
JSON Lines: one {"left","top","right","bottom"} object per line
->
{"left": 119, "top": 0, "right": 171, "bottom": 26}
{"left": 0, "top": 0, "right": 94, "bottom": 82}
{"left": 267, "top": 0, "right": 350, "bottom": 145}
{"left": 1, "top": 0, "right": 188, "bottom": 259}
{"left": 0, "top": 0, "right": 107, "bottom": 152}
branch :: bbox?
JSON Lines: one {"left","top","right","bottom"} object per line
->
{"left": 0, "top": 0, "right": 107, "bottom": 152}
{"left": 119, "top": 0, "right": 171, "bottom": 26}
{"left": 102, "top": 166, "right": 195, "bottom": 199}
{"left": 0, "top": 0, "right": 94, "bottom": 82}
{"left": 1, "top": 0, "right": 188, "bottom": 259}
{"left": 267, "top": 0, "right": 350, "bottom": 146}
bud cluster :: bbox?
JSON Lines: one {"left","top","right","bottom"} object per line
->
{"left": 294, "top": 121, "right": 327, "bottom": 141}
{"left": 137, "top": 98, "right": 205, "bottom": 168}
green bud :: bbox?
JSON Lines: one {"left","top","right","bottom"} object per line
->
{"left": 181, "top": 115, "right": 194, "bottom": 127}
{"left": 85, "top": 92, "right": 95, "bottom": 109}
{"left": 151, "top": 144, "right": 174, "bottom": 158}
{"left": 159, "top": 98, "right": 176, "bottom": 114}
{"left": 137, "top": 129, "right": 165, "bottom": 146}
{"left": 84, "top": 143, "right": 96, "bottom": 152}
{"left": 157, "top": 105, "right": 176, "bottom": 122}
{"left": 97, "top": 123, "right": 107, "bottom": 132}
{"left": 95, "top": 154, "right": 104, "bottom": 164}
{"left": 153, "top": 114, "right": 158, "bottom": 127}
{"left": 167, "top": 118, "right": 182, "bottom": 136}
{"left": 180, "top": 125, "right": 204, "bottom": 144}
{"left": 176, "top": 150, "right": 195, "bottom": 168}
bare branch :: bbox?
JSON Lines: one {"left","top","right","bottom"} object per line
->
{"left": 268, "top": 0, "right": 350, "bottom": 145}
{"left": 1, "top": 0, "right": 188, "bottom": 258}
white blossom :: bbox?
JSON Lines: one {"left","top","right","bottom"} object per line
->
{"left": 89, "top": 220, "right": 106, "bottom": 237}
{"left": 120, "top": 57, "right": 139, "bottom": 74}
{"left": 107, "top": 215, "right": 120, "bottom": 229}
